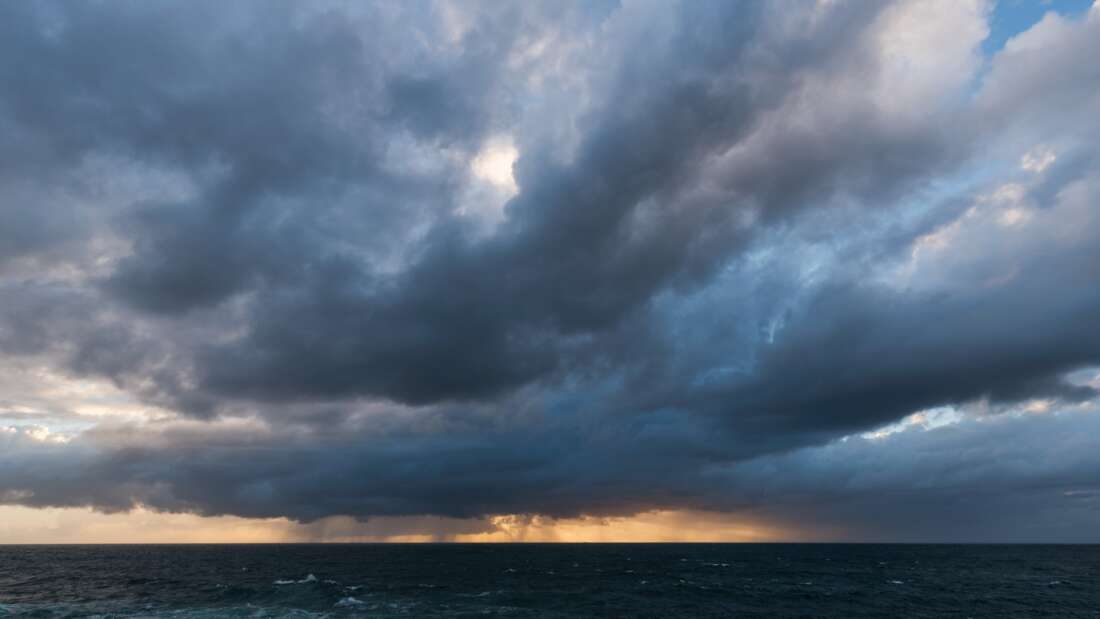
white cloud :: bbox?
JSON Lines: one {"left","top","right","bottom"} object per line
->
{"left": 871, "top": 0, "right": 989, "bottom": 119}
{"left": 1021, "top": 146, "right": 1057, "bottom": 173}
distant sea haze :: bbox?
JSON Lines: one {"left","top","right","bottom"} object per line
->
{"left": 1, "top": 544, "right": 1097, "bottom": 617}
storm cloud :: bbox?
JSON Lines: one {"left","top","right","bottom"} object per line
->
{"left": 1, "top": 0, "right": 1099, "bottom": 541}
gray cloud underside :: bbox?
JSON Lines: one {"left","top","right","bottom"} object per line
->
{"left": 1, "top": 0, "right": 1099, "bottom": 539}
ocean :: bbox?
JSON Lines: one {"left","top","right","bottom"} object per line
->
{"left": 0, "top": 544, "right": 1097, "bottom": 617}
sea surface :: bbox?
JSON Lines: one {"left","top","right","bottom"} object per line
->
{"left": 0, "top": 544, "right": 1097, "bottom": 617}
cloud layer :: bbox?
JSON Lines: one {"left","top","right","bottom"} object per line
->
{"left": 1, "top": 0, "right": 1099, "bottom": 541}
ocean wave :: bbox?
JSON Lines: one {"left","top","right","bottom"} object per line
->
{"left": 334, "top": 596, "right": 366, "bottom": 608}
{"left": 3, "top": 545, "right": 1098, "bottom": 617}
{"left": 273, "top": 574, "right": 318, "bottom": 586}
{"left": 0, "top": 602, "right": 329, "bottom": 618}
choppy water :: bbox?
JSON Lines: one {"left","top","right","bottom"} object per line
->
{"left": 0, "top": 544, "right": 1098, "bottom": 617}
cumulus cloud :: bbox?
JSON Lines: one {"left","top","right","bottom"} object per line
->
{"left": 1, "top": 0, "right": 1099, "bottom": 540}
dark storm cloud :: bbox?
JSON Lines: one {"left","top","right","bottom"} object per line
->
{"left": 2, "top": 0, "right": 943, "bottom": 409}
{"left": 711, "top": 269, "right": 1100, "bottom": 439}
{"left": 2, "top": 0, "right": 1100, "bottom": 540}
{"left": 721, "top": 408, "right": 1100, "bottom": 543}
{"left": 693, "top": 172, "right": 1100, "bottom": 443}
{"left": 197, "top": 1, "right": 910, "bottom": 405}
{"left": 4, "top": 401, "right": 1100, "bottom": 541}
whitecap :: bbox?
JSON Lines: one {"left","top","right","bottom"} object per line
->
{"left": 335, "top": 596, "right": 366, "bottom": 608}
{"left": 274, "top": 574, "right": 318, "bottom": 586}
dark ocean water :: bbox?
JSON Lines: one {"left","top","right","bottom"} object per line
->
{"left": 0, "top": 544, "right": 1097, "bottom": 618}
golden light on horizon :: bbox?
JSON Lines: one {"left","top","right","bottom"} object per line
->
{"left": 454, "top": 512, "right": 798, "bottom": 543}
{"left": 0, "top": 506, "right": 805, "bottom": 544}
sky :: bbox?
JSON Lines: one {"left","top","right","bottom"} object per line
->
{"left": 1, "top": 0, "right": 1099, "bottom": 543}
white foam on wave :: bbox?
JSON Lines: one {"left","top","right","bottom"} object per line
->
{"left": 335, "top": 596, "right": 366, "bottom": 608}
{"left": 273, "top": 574, "right": 318, "bottom": 586}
